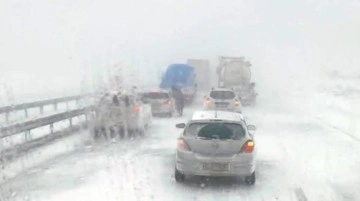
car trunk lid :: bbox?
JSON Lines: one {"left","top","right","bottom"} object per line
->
{"left": 185, "top": 137, "right": 245, "bottom": 156}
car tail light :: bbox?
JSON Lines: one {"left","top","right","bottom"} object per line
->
{"left": 234, "top": 99, "right": 241, "bottom": 106}
{"left": 204, "top": 98, "right": 211, "bottom": 108}
{"left": 134, "top": 104, "right": 141, "bottom": 113}
{"left": 177, "top": 138, "right": 191, "bottom": 152}
{"left": 241, "top": 140, "right": 255, "bottom": 153}
{"left": 164, "top": 99, "right": 171, "bottom": 105}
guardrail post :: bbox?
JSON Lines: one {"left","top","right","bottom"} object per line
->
{"left": 24, "top": 130, "right": 31, "bottom": 142}
{"left": 50, "top": 123, "right": 54, "bottom": 134}
{"left": 5, "top": 112, "right": 9, "bottom": 124}
{"left": 54, "top": 103, "right": 58, "bottom": 111}
{"left": 69, "top": 118, "right": 73, "bottom": 128}
{"left": 25, "top": 109, "right": 28, "bottom": 118}
{"left": 40, "top": 106, "right": 44, "bottom": 115}
{"left": 66, "top": 102, "right": 69, "bottom": 110}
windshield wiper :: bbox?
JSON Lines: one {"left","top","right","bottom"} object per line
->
{"left": 197, "top": 136, "right": 212, "bottom": 140}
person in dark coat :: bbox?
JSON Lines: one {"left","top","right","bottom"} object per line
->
{"left": 171, "top": 86, "right": 185, "bottom": 116}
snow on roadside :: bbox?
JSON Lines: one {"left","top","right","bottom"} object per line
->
{"left": 253, "top": 71, "right": 360, "bottom": 200}
{"left": 312, "top": 77, "right": 360, "bottom": 141}
{"left": 0, "top": 129, "right": 91, "bottom": 184}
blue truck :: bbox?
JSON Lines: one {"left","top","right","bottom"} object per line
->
{"left": 159, "top": 64, "right": 197, "bottom": 104}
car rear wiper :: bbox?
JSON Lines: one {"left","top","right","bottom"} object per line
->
{"left": 219, "top": 138, "right": 233, "bottom": 141}
{"left": 196, "top": 136, "right": 212, "bottom": 140}
{"left": 197, "top": 135, "right": 223, "bottom": 140}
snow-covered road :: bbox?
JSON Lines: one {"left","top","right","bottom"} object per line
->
{"left": 1, "top": 96, "right": 360, "bottom": 201}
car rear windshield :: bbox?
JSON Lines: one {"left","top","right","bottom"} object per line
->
{"left": 210, "top": 91, "right": 235, "bottom": 99}
{"left": 185, "top": 122, "right": 245, "bottom": 140}
{"left": 143, "top": 92, "right": 169, "bottom": 99}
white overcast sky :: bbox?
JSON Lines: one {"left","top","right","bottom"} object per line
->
{"left": 1, "top": 0, "right": 360, "bottom": 101}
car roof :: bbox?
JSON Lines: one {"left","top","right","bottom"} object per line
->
{"left": 210, "top": 88, "right": 234, "bottom": 92}
{"left": 191, "top": 110, "right": 244, "bottom": 122}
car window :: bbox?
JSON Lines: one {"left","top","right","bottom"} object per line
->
{"left": 143, "top": 92, "right": 169, "bottom": 99}
{"left": 210, "top": 91, "right": 235, "bottom": 99}
{"left": 185, "top": 122, "right": 245, "bottom": 140}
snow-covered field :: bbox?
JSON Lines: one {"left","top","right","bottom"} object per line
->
{"left": 1, "top": 81, "right": 359, "bottom": 201}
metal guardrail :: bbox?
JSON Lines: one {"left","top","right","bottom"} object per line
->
{"left": 0, "top": 106, "right": 93, "bottom": 139}
{"left": 0, "top": 105, "right": 94, "bottom": 165}
{"left": 0, "top": 94, "right": 89, "bottom": 123}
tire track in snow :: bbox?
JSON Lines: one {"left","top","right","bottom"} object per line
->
{"left": 313, "top": 117, "right": 360, "bottom": 143}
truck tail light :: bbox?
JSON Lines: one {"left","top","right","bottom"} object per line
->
{"left": 241, "top": 140, "right": 255, "bottom": 153}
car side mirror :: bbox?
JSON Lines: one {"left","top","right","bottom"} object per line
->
{"left": 247, "top": 125, "right": 256, "bottom": 131}
{"left": 176, "top": 123, "right": 186, "bottom": 129}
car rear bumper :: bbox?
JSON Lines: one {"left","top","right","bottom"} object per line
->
{"left": 175, "top": 151, "right": 255, "bottom": 177}
{"left": 205, "top": 106, "right": 242, "bottom": 113}
{"left": 183, "top": 93, "right": 194, "bottom": 102}
{"left": 151, "top": 106, "right": 172, "bottom": 114}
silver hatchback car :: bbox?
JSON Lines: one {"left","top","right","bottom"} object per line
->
{"left": 203, "top": 88, "right": 242, "bottom": 113}
{"left": 175, "top": 110, "right": 256, "bottom": 184}
{"left": 140, "top": 91, "right": 175, "bottom": 117}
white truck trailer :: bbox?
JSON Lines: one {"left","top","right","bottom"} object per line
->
{"left": 217, "top": 56, "right": 257, "bottom": 106}
{"left": 187, "top": 59, "right": 211, "bottom": 91}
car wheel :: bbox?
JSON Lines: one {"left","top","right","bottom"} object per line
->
{"left": 94, "top": 127, "right": 106, "bottom": 140}
{"left": 168, "top": 111, "right": 173, "bottom": 117}
{"left": 118, "top": 127, "right": 125, "bottom": 139}
{"left": 109, "top": 127, "right": 116, "bottom": 139}
{"left": 244, "top": 172, "right": 256, "bottom": 185}
{"left": 175, "top": 168, "right": 185, "bottom": 182}
{"left": 138, "top": 128, "right": 145, "bottom": 137}
{"left": 128, "top": 129, "right": 135, "bottom": 138}
{"left": 92, "top": 127, "right": 99, "bottom": 139}
{"left": 251, "top": 100, "right": 256, "bottom": 107}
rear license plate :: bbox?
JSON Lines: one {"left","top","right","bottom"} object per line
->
{"left": 152, "top": 102, "right": 162, "bottom": 106}
{"left": 216, "top": 105, "right": 228, "bottom": 108}
{"left": 152, "top": 103, "right": 162, "bottom": 109}
{"left": 215, "top": 102, "right": 229, "bottom": 107}
{"left": 203, "top": 163, "right": 229, "bottom": 171}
